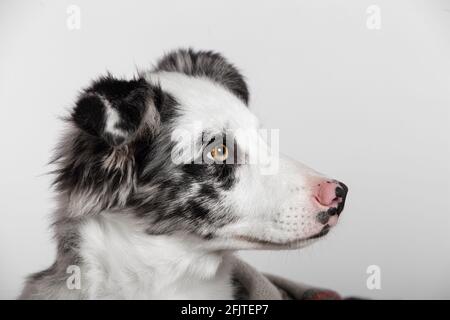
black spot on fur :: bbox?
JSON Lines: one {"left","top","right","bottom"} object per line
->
{"left": 72, "top": 94, "right": 106, "bottom": 137}
{"left": 152, "top": 86, "right": 179, "bottom": 122}
{"left": 72, "top": 75, "right": 152, "bottom": 146}
{"left": 181, "top": 163, "right": 237, "bottom": 191}
{"left": 316, "top": 211, "right": 330, "bottom": 225}
{"left": 187, "top": 200, "right": 210, "bottom": 218}
{"left": 203, "top": 233, "right": 214, "bottom": 240}
{"left": 181, "top": 163, "right": 207, "bottom": 179}
{"left": 200, "top": 183, "right": 219, "bottom": 200}
{"left": 213, "top": 165, "right": 236, "bottom": 190}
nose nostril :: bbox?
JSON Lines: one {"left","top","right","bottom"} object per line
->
{"left": 335, "top": 183, "right": 349, "bottom": 198}
{"left": 339, "top": 182, "right": 348, "bottom": 194}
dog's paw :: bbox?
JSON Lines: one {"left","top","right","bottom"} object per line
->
{"left": 301, "top": 289, "right": 342, "bottom": 300}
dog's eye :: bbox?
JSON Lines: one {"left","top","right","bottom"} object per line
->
{"left": 209, "top": 144, "right": 229, "bottom": 162}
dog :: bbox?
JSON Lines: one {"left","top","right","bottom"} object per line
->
{"left": 19, "top": 49, "right": 348, "bottom": 299}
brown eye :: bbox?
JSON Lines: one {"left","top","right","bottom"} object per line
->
{"left": 210, "top": 144, "right": 229, "bottom": 162}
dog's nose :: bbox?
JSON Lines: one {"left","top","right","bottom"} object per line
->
{"left": 315, "top": 180, "right": 348, "bottom": 214}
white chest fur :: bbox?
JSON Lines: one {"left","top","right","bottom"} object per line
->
{"left": 78, "top": 213, "right": 234, "bottom": 299}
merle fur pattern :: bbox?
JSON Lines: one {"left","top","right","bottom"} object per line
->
{"left": 20, "top": 49, "right": 249, "bottom": 299}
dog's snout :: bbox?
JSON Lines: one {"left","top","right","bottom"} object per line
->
{"left": 314, "top": 180, "right": 348, "bottom": 224}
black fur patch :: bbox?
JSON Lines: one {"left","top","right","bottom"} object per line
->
{"left": 156, "top": 48, "right": 250, "bottom": 105}
{"left": 199, "top": 183, "right": 219, "bottom": 200}
{"left": 72, "top": 75, "right": 152, "bottom": 146}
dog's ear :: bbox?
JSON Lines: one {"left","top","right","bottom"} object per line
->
{"left": 54, "top": 74, "right": 161, "bottom": 217}
{"left": 72, "top": 74, "right": 159, "bottom": 146}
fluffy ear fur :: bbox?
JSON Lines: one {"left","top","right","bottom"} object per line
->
{"left": 155, "top": 48, "right": 250, "bottom": 105}
{"left": 72, "top": 75, "right": 156, "bottom": 146}
{"left": 54, "top": 75, "right": 159, "bottom": 217}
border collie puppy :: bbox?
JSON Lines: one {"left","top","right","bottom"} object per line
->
{"left": 20, "top": 49, "right": 348, "bottom": 299}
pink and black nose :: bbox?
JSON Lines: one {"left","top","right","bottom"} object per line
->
{"left": 315, "top": 181, "right": 348, "bottom": 225}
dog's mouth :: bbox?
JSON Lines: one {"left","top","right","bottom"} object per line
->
{"left": 234, "top": 225, "right": 331, "bottom": 247}
{"left": 306, "top": 225, "right": 331, "bottom": 240}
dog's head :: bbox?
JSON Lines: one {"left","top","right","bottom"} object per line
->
{"left": 55, "top": 49, "right": 348, "bottom": 251}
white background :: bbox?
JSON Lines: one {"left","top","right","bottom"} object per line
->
{"left": 1, "top": 0, "right": 449, "bottom": 299}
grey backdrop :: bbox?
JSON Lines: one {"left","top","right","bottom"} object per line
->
{"left": 1, "top": 0, "right": 449, "bottom": 299}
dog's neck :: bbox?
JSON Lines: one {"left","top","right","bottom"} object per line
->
{"left": 77, "top": 212, "right": 234, "bottom": 299}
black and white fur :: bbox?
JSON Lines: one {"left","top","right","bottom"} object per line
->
{"left": 20, "top": 49, "right": 346, "bottom": 299}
